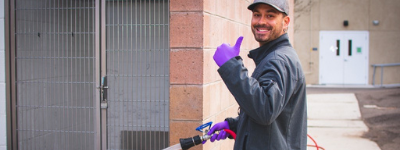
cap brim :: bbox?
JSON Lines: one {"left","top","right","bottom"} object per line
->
{"left": 247, "top": 2, "right": 284, "bottom": 13}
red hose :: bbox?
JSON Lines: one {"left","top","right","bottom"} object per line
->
{"left": 307, "top": 134, "right": 325, "bottom": 150}
{"left": 221, "top": 130, "right": 322, "bottom": 150}
{"left": 223, "top": 129, "right": 236, "bottom": 140}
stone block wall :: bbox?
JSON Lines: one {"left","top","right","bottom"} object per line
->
{"left": 169, "top": 0, "right": 273, "bottom": 149}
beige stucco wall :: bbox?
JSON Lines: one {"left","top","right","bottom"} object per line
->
{"left": 294, "top": 0, "right": 400, "bottom": 85}
{"left": 170, "top": 0, "right": 295, "bottom": 149}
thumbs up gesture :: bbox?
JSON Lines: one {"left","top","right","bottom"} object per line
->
{"left": 213, "top": 36, "right": 244, "bottom": 67}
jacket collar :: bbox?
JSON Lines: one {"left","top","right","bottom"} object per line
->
{"left": 248, "top": 33, "right": 291, "bottom": 65}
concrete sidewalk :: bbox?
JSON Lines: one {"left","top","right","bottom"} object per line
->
{"left": 307, "top": 93, "right": 380, "bottom": 150}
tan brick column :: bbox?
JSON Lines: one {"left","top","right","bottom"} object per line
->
{"left": 170, "top": 1, "right": 205, "bottom": 150}
{"left": 169, "top": 0, "right": 259, "bottom": 150}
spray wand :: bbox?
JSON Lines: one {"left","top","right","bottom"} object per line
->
{"left": 163, "top": 122, "right": 236, "bottom": 150}
{"left": 164, "top": 121, "right": 323, "bottom": 150}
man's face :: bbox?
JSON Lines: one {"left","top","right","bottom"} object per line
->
{"left": 251, "top": 4, "right": 290, "bottom": 46}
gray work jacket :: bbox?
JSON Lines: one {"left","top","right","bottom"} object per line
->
{"left": 219, "top": 34, "right": 307, "bottom": 150}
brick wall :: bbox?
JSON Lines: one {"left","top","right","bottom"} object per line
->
{"left": 169, "top": 1, "right": 206, "bottom": 150}
{"left": 169, "top": 0, "right": 258, "bottom": 149}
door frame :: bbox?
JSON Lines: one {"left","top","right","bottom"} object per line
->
{"left": 99, "top": 0, "right": 107, "bottom": 149}
{"left": 96, "top": 0, "right": 103, "bottom": 149}
{"left": 5, "top": 0, "right": 17, "bottom": 149}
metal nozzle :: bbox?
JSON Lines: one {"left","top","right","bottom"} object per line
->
{"left": 179, "top": 134, "right": 212, "bottom": 150}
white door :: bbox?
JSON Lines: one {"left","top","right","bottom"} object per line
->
{"left": 319, "top": 31, "right": 369, "bottom": 85}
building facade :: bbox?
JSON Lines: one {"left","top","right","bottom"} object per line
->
{"left": 294, "top": 0, "right": 400, "bottom": 85}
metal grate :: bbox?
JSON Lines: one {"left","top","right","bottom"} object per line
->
{"left": 15, "top": 0, "right": 96, "bottom": 149}
{"left": 13, "top": 0, "right": 169, "bottom": 149}
{"left": 105, "top": 0, "right": 170, "bottom": 150}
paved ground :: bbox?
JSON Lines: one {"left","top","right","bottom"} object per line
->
{"left": 307, "top": 87, "right": 400, "bottom": 150}
{"left": 307, "top": 93, "right": 380, "bottom": 150}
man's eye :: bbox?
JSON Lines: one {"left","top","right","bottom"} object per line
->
{"left": 253, "top": 14, "right": 261, "bottom": 17}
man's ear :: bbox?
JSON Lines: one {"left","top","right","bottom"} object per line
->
{"left": 283, "top": 15, "right": 290, "bottom": 32}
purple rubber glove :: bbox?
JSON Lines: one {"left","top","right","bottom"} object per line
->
{"left": 202, "top": 121, "right": 230, "bottom": 144}
{"left": 213, "top": 36, "right": 244, "bottom": 67}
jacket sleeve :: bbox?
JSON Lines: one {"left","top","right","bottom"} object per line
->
{"left": 218, "top": 56, "right": 289, "bottom": 126}
{"left": 224, "top": 116, "right": 238, "bottom": 139}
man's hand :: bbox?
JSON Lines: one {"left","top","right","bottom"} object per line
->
{"left": 203, "top": 121, "right": 230, "bottom": 144}
{"left": 213, "top": 36, "right": 244, "bottom": 67}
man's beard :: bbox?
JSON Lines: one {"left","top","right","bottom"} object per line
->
{"left": 252, "top": 22, "right": 284, "bottom": 45}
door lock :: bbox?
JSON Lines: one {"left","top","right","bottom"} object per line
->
{"left": 98, "top": 76, "right": 108, "bottom": 108}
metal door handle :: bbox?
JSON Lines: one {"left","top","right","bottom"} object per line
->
{"left": 348, "top": 40, "right": 352, "bottom": 56}
{"left": 336, "top": 40, "right": 340, "bottom": 56}
{"left": 99, "top": 76, "right": 108, "bottom": 108}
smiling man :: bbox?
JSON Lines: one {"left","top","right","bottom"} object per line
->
{"left": 205, "top": 0, "right": 307, "bottom": 149}
{"left": 251, "top": 0, "right": 290, "bottom": 46}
